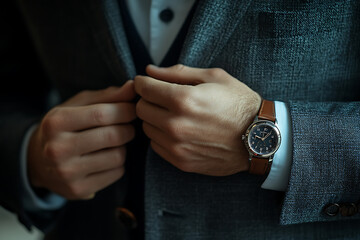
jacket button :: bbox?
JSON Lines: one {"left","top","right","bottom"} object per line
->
{"left": 116, "top": 207, "right": 137, "bottom": 230}
{"left": 339, "top": 203, "right": 357, "bottom": 217}
{"left": 324, "top": 203, "right": 340, "bottom": 216}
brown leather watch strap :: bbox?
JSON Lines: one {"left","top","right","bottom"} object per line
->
{"left": 249, "top": 157, "right": 272, "bottom": 175}
{"left": 248, "top": 99, "right": 276, "bottom": 175}
{"left": 258, "top": 99, "right": 275, "bottom": 122}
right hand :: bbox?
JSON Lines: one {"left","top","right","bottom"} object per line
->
{"left": 27, "top": 81, "right": 136, "bottom": 200}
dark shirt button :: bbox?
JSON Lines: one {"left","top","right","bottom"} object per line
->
{"left": 116, "top": 207, "right": 138, "bottom": 230}
{"left": 324, "top": 203, "right": 340, "bottom": 217}
{"left": 159, "top": 8, "right": 174, "bottom": 23}
{"left": 339, "top": 203, "right": 357, "bottom": 217}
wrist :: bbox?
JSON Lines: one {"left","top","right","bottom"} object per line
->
{"left": 233, "top": 92, "right": 261, "bottom": 173}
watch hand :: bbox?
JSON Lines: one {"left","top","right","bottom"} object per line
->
{"left": 262, "top": 131, "right": 272, "bottom": 141}
{"left": 255, "top": 135, "right": 262, "bottom": 140}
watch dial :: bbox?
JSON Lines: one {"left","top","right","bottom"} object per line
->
{"left": 248, "top": 123, "right": 279, "bottom": 156}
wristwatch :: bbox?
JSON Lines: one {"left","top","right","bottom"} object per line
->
{"left": 242, "top": 100, "right": 281, "bottom": 175}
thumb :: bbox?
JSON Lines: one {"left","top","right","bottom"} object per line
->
{"left": 146, "top": 64, "right": 207, "bottom": 86}
{"left": 63, "top": 80, "right": 136, "bottom": 106}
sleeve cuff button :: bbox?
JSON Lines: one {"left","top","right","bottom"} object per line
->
{"left": 324, "top": 203, "right": 359, "bottom": 217}
{"left": 339, "top": 203, "right": 357, "bottom": 217}
{"left": 324, "top": 203, "right": 340, "bottom": 217}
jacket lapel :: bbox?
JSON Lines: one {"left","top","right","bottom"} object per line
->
{"left": 84, "top": 0, "right": 253, "bottom": 82}
{"left": 85, "top": 0, "right": 137, "bottom": 83}
{"left": 179, "top": 0, "right": 253, "bottom": 67}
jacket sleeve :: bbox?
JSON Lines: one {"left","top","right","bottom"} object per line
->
{"left": 281, "top": 101, "right": 360, "bottom": 224}
{"left": 0, "top": 1, "right": 62, "bottom": 232}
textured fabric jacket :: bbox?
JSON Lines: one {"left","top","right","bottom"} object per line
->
{"left": 1, "top": 0, "right": 360, "bottom": 239}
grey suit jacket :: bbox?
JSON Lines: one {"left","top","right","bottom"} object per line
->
{"left": 1, "top": 0, "right": 360, "bottom": 239}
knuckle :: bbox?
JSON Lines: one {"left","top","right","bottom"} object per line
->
{"left": 171, "top": 64, "right": 185, "bottom": 72}
{"left": 123, "top": 124, "right": 136, "bottom": 141}
{"left": 55, "top": 166, "right": 75, "bottom": 181}
{"left": 113, "top": 147, "right": 126, "bottom": 166}
{"left": 102, "top": 127, "right": 118, "bottom": 144}
{"left": 41, "top": 112, "right": 63, "bottom": 137}
{"left": 135, "top": 100, "right": 145, "bottom": 119}
{"left": 66, "top": 180, "right": 94, "bottom": 200}
{"left": 164, "top": 119, "right": 182, "bottom": 139}
{"left": 173, "top": 89, "right": 194, "bottom": 114}
{"left": 77, "top": 90, "right": 92, "bottom": 99}
{"left": 136, "top": 78, "right": 151, "bottom": 98}
{"left": 164, "top": 119, "right": 191, "bottom": 141}
{"left": 91, "top": 105, "right": 108, "bottom": 125}
{"left": 44, "top": 141, "right": 65, "bottom": 162}
{"left": 118, "top": 167, "right": 126, "bottom": 178}
{"left": 207, "top": 68, "right": 225, "bottom": 79}
{"left": 177, "top": 160, "right": 194, "bottom": 173}
{"left": 166, "top": 144, "right": 195, "bottom": 173}
{"left": 66, "top": 183, "right": 88, "bottom": 199}
{"left": 102, "top": 125, "right": 135, "bottom": 145}
{"left": 168, "top": 143, "right": 183, "bottom": 158}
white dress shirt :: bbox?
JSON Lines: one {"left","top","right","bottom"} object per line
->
{"left": 22, "top": 0, "right": 293, "bottom": 213}
{"left": 126, "top": 0, "right": 196, "bottom": 65}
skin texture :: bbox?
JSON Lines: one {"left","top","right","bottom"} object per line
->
{"left": 27, "top": 81, "right": 137, "bottom": 200}
{"left": 135, "top": 64, "right": 261, "bottom": 176}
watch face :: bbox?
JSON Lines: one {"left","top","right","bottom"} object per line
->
{"left": 246, "top": 121, "right": 281, "bottom": 157}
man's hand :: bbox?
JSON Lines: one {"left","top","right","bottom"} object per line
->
{"left": 28, "top": 81, "right": 136, "bottom": 200}
{"left": 134, "top": 64, "right": 261, "bottom": 176}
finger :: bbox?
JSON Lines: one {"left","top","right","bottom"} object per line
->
{"left": 142, "top": 121, "right": 169, "bottom": 144}
{"left": 76, "top": 147, "right": 126, "bottom": 175}
{"left": 73, "top": 124, "right": 135, "bottom": 155}
{"left": 146, "top": 64, "right": 228, "bottom": 85}
{"left": 150, "top": 140, "right": 185, "bottom": 172}
{"left": 134, "top": 75, "right": 191, "bottom": 109}
{"left": 144, "top": 121, "right": 194, "bottom": 159}
{"left": 150, "top": 138, "right": 227, "bottom": 176}
{"left": 144, "top": 122, "right": 186, "bottom": 163}
{"left": 64, "top": 80, "right": 136, "bottom": 107}
{"left": 51, "top": 103, "right": 136, "bottom": 132}
{"left": 79, "top": 166, "right": 125, "bottom": 199}
{"left": 136, "top": 98, "right": 171, "bottom": 128}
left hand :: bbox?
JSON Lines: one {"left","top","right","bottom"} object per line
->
{"left": 134, "top": 64, "right": 261, "bottom": 176}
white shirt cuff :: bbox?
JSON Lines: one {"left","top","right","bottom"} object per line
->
{"left": 261, "top": 101, "right": 293, "bottom": 191}
{"left": 20, "top": 124, "right": 66, "bottom": 212}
